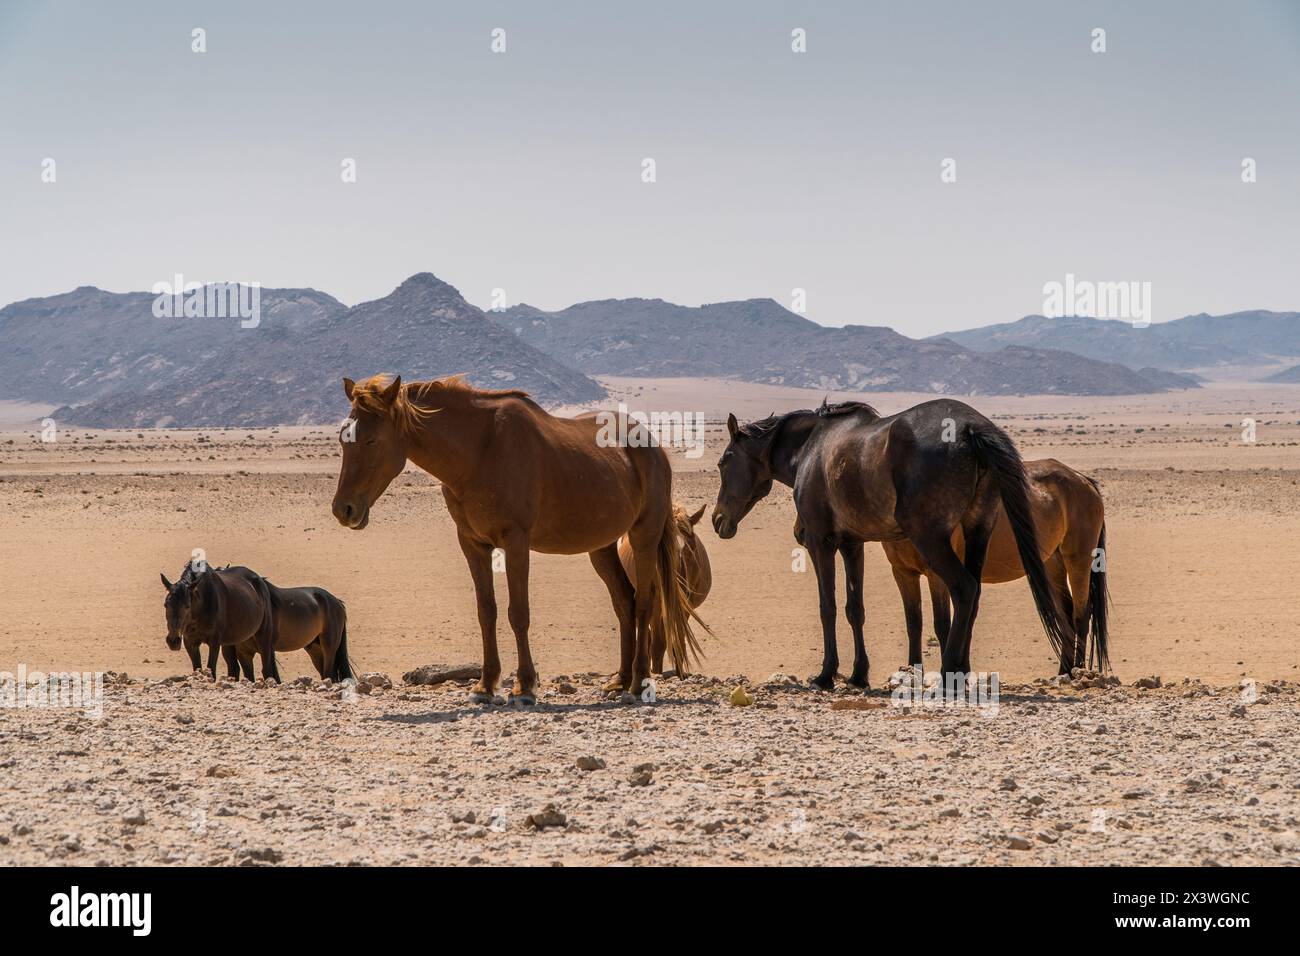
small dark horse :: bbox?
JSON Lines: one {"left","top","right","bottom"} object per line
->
{"left": 161, "top": 564, "right": 353, "bottom": 683}
{"left": 713, "top": 399, "right": 1075, "bottom": 692}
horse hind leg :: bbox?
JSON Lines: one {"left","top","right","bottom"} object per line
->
{"left": 926, "top": 573, "right": 952, "bottom": 662}
{"left": 1059, "top": 543, "right": 1096, "bottom": 670}
{"left": 905, "top": 531, "right": 978, "bottom": 698}
{"left": 237, "top": 642, "right": 256, "bottom": 680}
{"left": 306, "top": 640, "right": 326, "bottom": 678}
{"left": 1046, "top": 552, "right": 1076, "bottom": 674}
{"left": 589, "top": 544, "right": 637, "bottom": 692}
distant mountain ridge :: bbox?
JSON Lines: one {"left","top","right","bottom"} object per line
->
{"left": 0, "top": 274, "right": 604, "bottom": 427}
{"left": 499, "top": 298, "right": 1198, "bottom": 396}
{"left": 934, "top": 311, "right": 1300, "bottom": 374}
{"left": 2, "top": 274, "right": 1241, "bottom": 429}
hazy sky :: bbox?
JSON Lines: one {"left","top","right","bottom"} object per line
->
{"left": 2, "top": 0, "right": 1298, "bottom": 337}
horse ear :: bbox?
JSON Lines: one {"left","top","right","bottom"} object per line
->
{"left": 343, "top": 377, "right": 356, "bottom": 400}
{"left": 726, "top": 413, "right": 739, "bottom": 439}
{"left": 380, "top": 375, "right": 402, "bottom": 405}
{"left": 688, "top": 504, "right": 706, "bottom": 526}
{"left": 160, "top": 573, "right": 172, "bottom": 591}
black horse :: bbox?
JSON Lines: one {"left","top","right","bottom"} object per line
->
{"left": 161, "top": 562, "right": 353, "bottom": 683}
{"left": 713, "top": 399, "right": 1075, "bottom": 692}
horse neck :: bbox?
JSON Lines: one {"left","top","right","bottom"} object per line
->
{"left": 769, "top": 412, "right": 819, "bottom": 487}
{"left": 401, "top": 390, "right": 490, "bottom": 493}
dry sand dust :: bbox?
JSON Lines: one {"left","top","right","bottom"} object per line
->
{"left": 1, "top": 378, "right": 1298, "bottom": 865}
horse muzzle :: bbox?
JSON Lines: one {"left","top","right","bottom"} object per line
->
{"left": 165, "top": 635, "right": 182, "bottom": 651}
{"left": 712, "top": 511, "right": 737, "bottom": 539}
{"left": 333, "top": 499, "right": 370, "bottom": 530}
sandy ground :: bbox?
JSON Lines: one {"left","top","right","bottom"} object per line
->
{"left": 1, "top": 378, "right": 1298, "bottom": 865}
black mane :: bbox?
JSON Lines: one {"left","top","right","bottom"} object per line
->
{"left": 738, "top": 400, "right": 880, "bottom": 441}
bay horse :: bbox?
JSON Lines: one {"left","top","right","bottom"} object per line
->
{"left": 617, "top": 503, "right": 712, "bottom": 673}
{"left": 713, "top": 399, "right": 1074, "bottom": 693}
{"left": 330, "top": 374, "right": 704, "bottom": 703}
{"left": 879, "top": 459, "right": 1109, "bottom": 675}
{"left": 161, "top": 563, "right": 352, "bottom": 682}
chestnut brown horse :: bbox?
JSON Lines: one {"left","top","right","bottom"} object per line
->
{"left": 880, "top": 459, "right": 1109, "bottom": 674}
{"left": 617, "top": 503, "right": 712, "bottom": 673}
{"left": 331, "top": 374, "right": 704, "bottom": 703}
{"left": 715, "top": 399, "right": 1075, "bottom": 693}
{"left": 161, "top": 563, "right": 352, "bottom": 682}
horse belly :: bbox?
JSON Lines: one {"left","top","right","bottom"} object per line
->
{"left": 531, "top": 451, "right": 642, "bottom": 554}
{"left": 273, "top": 596, "right": 325, "bottom": 651}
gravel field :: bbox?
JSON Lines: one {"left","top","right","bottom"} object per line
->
{"left": 1, "top": 669, "right": 1296, "bottom": 867}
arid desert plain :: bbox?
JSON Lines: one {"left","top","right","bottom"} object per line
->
{"left": 1, "top": 378, "right": 1298, "bottom": 866}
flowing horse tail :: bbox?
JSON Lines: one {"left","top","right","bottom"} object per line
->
{"left": 966, "top": 423, "right": 1075, "bottom": 665}
{"left": 654, "top": 508, "right": 711, "bottom": 677}
{"left": 254, "top": 574, "right": 280, "bottom": 682}
{"left": 1082, "top": 474, "right": 1112, "bottom": 673}
{"left": 331, "top": 597, "right": 354, "bottom": 682}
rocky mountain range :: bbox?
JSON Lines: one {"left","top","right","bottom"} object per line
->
{"left": 499, "top": 298, "right": 1198, "bottom": 395}
{"left": 934, "top": 311, "right": 1300, "bottom": 374}
{"left": 0, "top": 274, "right": 604, "bottom": 427}
{"left": 15, "top": 273, "right": 1288, "bottom": 430}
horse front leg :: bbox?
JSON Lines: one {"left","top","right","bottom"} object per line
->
{"left": 503, "top": 531, "right": 537, "bottom": 704}
{"left": 840, "top": 541, "right": 869, "bottom": 690}
{"left": 807, "top": 539, "right": 839, "bottom": 690}
{"left": 205, "top": 639, "right": 221, "bottom": 681}
{"left": 457, "top": 531, "right": 500, "bottom": 703}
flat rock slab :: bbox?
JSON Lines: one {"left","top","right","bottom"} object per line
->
{"left": 402, "top": 663, "right": 482, "bottom": 686}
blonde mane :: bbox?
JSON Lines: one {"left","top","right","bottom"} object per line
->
{"left": 350, "top": 374, "right": 535, "bottom": 435}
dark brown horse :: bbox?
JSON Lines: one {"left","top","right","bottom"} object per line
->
{"left": 161, "top": 563, "right": 352, "bottom": 682}
{"left": 879, "top": 459, "right": 1109, "bottom": 674}
{"left": 714, "top": 399, "right": 1075, "bottom": 693}
{"left": 330, "top": 374, "right": 704, "bottom": 703}
{"left": 617, "top": 503, "right": 712, "bottom": 673}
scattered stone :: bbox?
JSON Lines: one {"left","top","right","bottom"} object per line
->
{"left": 576, "top": 756, "right": 606, "bottom": 772}
{"left": 402, "top": 663, "right": 483, "bottom": 686}
{"left": 121, "top": 808, "right": 147, "bottom": 827}
{"left": 1134, "top": 676, "right": 1162, "bottom": 689}
{"left": 1007, "top": 835, "right": 1032, "bottom": 850}
{"left": 525, "top": 805, "right": 566, "bottom": 830}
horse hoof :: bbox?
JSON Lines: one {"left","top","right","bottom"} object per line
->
{"left": 809, "top": 676, "right": 834, "bottom": 692}
{"left": 509, "top": 693, "right": 537, "bottom": 707}
{"left": 846, "top": 676, "right": 870, "bottom": 692}
{"left": 601, "top": 675, "right": 627, "bottom": 694}
{"left": 619, "top": 692, "right": 638, "bottom": 705}
{"left": 468, "top": 691, "right": 493, "bottom": 705}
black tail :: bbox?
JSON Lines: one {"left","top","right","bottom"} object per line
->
{"left": 253, "top": 574, "right": 280, "bottom": 682}
{"left": 332, "top": 608, "right": 354, "bottom": 682}
{"left": 1086, "top": 521, "right": 1111, "bottom": 672}
{"left": 967, "top": 423, "right": 1075, "bottom": 664}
